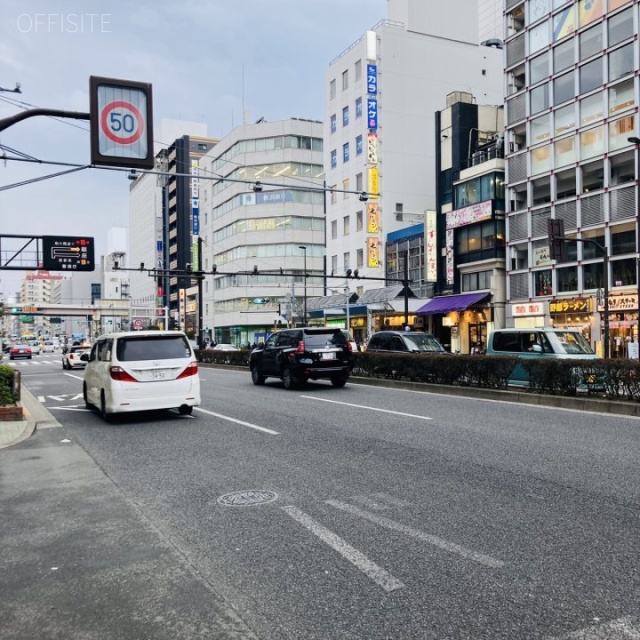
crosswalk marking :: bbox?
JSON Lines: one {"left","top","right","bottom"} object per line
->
{"left": 281, "top": 505, "right": 405, "bottom": 593}
{"left": 326, "top": 499, "right": 504, "bottom": 569}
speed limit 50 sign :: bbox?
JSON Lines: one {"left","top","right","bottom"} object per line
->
{"left": 90, "top": 76, "right": 154, "bottom": 169}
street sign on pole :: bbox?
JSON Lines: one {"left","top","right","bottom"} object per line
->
{"left": 90, "top": 75, "right": 154, "bottom": 169}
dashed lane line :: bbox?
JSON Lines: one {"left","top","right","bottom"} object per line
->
{"left": 299, "top": 395, "right": 432, "bottom": 421}
{"left": 194, "top": 407, "right": 279, "bottom": 435}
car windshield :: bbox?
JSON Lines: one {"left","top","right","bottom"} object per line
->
{"left": 116, "top": 335, "right": 192, "bottom": 361}
{"left": 404, "top": 333, "right": 446, "bottom": 353}
{"left": 552, "top": 331, "right": 595, "bottom": 355}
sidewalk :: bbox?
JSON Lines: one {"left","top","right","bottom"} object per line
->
{"left": 0, "top": 386, "right": 259, "bottom": 640}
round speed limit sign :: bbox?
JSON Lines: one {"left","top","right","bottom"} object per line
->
{"left": 100, "top": 100, "right": 144, "bottom": 146}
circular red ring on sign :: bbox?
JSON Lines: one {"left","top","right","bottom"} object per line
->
{"left": 100, "top": 100, "right": 144, "bottom": 145}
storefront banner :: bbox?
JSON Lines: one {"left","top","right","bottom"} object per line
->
{"left": 534, "top": 246, "right": 551, "bottom": 267}
{"left": 367, "top": 203, "right": 380, "bottom": 233}
{"left": 446, "top": 200, "right": 492, "bottom": 229}
{"left": 367, "top": 133, "right": 378, "bottom": 164}
{"left": 550, "top": 298, "right": 590, "bottom": 313}
{"left": 368, "top": 167, "right": 379, "bottom": 199}
{"left": 367, "top": 237, "right": 380, "bottom": 268}
{"left": 597, "top": 293, "right": 639, "bottom": 312}
{"left": 512, "top": 302, "right": 545, "bottom": 317}
{"left": 426, "top": 210, "right": 438, "bottom": 282}
{"left": 445, "top": 229, "right": 454, "bottom": 285}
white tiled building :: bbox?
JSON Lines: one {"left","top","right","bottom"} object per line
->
{"left": 323, "top": 0, "right": 504, "bottom": 298}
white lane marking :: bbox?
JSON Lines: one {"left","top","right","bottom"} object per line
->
{"left": 37, "top": 395, "right": 45, "bottom": 402}
{"left": 300, "top": 395, "right": 432, "bottom": 421}
{"left": 49, "top": 406, "right": 92, "bottom": 412}
{"left": 372, "top": 493, "right": 414, "bottom": 508}
{"left": 349, "top": 496, "right": 387, "bottom": 510}
{"left": 546, "top": 616, "right": 640, "bottom": 639}
{"left": 47, "top": 395, "right": 67, "bottom": 402}
{"left": 63, "top": 373, "right": 84, "bottom": 380}
{"left": 281, "top": 505, "right": 405, "bottom": 593}
{"left": 326, "top": 500, "right": 504, "bottom": 569}
{"left": 194, "top": 407, "right": 279, "bottom": 435}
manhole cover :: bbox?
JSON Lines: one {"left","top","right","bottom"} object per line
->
{"left": 217, "top": 490, "right": 278, "bottom": 507}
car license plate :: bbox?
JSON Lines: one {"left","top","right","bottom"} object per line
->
{"left": 151, "top": 370, "right": 166, "bottom": 379}
{"left": 321, "top": 352, "right": 336, "bottom": 360}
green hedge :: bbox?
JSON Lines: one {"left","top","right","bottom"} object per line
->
{"left": 0, "top": 365, "right": 18, "bottom": 405}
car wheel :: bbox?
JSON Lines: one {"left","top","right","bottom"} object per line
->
{"left": 100, "top": 391, "right": 113, "bottom": 423}
{"left": 251, "top": 365, "right": 265, "bottom": 385}
{"left": 331, "top": 374, "right": 349, "bottom": 388}
{"left": 178, "top": 405, "right": 193, "bottom": 415}
{"left": 282, "top": 366, "right": 298, "bottom": 390}
{"left": 83, "top": 383, "right": 93, "bottom": 410}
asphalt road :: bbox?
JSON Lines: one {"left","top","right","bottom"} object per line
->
{"left": 3, "top": 354, "right": 640, "bottom": 639}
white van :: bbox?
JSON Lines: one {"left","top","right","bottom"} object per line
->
{"left": 82, "top": 330, "right": 200, "bottom": 421}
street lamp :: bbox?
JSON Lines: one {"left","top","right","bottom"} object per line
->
{"left": 628, "top": 137, "right": 640, "bottom": 353}
{"left": 298, "top": 246, "right": 307, "bottom": 326}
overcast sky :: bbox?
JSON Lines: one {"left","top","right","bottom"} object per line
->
{"left": 0, "top": 0, "right": 388, "bottom": 298}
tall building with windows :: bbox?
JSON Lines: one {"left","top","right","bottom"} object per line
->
{"left": 323, "top": 0, "right": 504, "bottom": 303}
{"left": 504, "top": 0, "right": 638, "bottom": 357}
{"left": 198, "top": 117, "right": 325, "bottom": 345}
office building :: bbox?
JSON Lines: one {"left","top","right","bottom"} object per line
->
{"left": 503, "top": 0, "right": 638, "bottom": 358}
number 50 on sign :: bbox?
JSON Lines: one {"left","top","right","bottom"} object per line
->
{"left": 90, "top": 76, "right": 154, "bottom": 169}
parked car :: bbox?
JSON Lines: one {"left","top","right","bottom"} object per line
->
{"left": 366, "top": 330, "right": 449, "bottom": 354}
{"left": 249, "top": 327, "right": 353, "bottom": 389}
{"left": 486, "top": 328, "right": 600, "bottom": 388}
{"left": 62, "top": 345, "right": 91, "bottom": 369}
{"left": 212, "top": 343, "right": 240, "bottom": 351}
{"left": 82, "top": 330, "right": 200, "bottom": 421}
{"left": 10, "top": 345, "right": 32, "bottom": 360}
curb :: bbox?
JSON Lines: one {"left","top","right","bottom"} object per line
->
{"left": 0, "top": 385, "right": 59, "bottom": 450}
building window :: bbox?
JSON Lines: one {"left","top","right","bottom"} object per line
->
{"left": 609, "top": 78, "right": 634, "bottom": 115}
{"left": 355, "top": 97, "right": 362, "bottom": 119}
{"left": 355, "top": 59, "right": 362, "bottom": 82}
{"left": 330, "top": 186, "right": 337, "bottom": 204}
{"left": 343, "top": 252, "right": 350, "bottom": 270}
{"left": 343, "top": 215, "right": 350, "bottom": 235}
{"left": 342, "top": 70, "right": 349, "bottom": 91}
{"left": 579, "top": 59, "right": 603, "bottom": 94}
{"left": 356, "top": 210, "right": 363, "bottom": 231}
{"left": 609, "top": 43, "right": 634, "bottom": 83}
{"left": 356, "top": 249, "right": 364, "bottom": 268}
{"left": 356, "top": 135, "right": 363, "bottom": 156}
{"left": 579, "top": 25, "right": 602, "bottom": 61}
{"left": 342, "top": 106, "right": 349, "bottom": 127}
{"left": 329, "top": 79, "right": 336, "bottom": 99}
{"left": 343, "top": 142, "right": 350, "bottom": 163}
{"left": 553, "top": 39, "right": 574, "bottom": 74}
{"left": 330, "top": 114, "right": 336, "bottom": 134}
{"left": 530, "top": 83, "right": 550, "bottom": 114}
{"left": 331, "top": 220, "right": 338, "bottom": 239}
{"left": 343, "top": 178, "right": 350, "bottom": 198}
{"left": 608, "top": 8, "right": 633, "bottom": 47}
{"left": 330, "top": 149, "right": 337, "bottom": 168}
{"left": 553, "top": 71, "right": 574, "bottom": 106}
{"left": 355, "top": 173, "right": 363, "bottom": 192}
{"left": 331, "top": 255, "right": 338, "bottom": 275}
{"left": 530, "top": 52, "right": 549, "bottom": 85}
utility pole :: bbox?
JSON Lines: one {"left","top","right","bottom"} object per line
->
{"left": 197, "top": 237, "right": 204, "bottom": 349}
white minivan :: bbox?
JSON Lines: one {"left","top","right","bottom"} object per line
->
{"left": 82, "top": 330, "right": 200, "bottom": 421}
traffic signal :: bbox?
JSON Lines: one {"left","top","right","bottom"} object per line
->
{"left": 548, "top": 218, "right": 567, "bottom": 262}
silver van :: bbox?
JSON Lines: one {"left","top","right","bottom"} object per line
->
{"left": 486, "top": 328, "right": 599, "bottom": 387}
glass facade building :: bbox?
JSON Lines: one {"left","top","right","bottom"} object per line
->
{"left": 504, "top": 0, "right": 640, "bottom": 357}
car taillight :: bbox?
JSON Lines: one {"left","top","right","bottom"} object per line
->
{"left": 177, "top": 361, "right": 198, "bottom": 379}
{"left": 109, "top": 366, "right": 138, "bottom": 382}
{"left": 296, "top": 341, "right": 305, "bottom": 354}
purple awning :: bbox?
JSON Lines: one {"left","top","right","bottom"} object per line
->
{"left": 416, "top": 292, "right": 489, "bottom": 315}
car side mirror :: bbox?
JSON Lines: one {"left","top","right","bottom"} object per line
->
{"left": 531, "top": 344, "right": 543, "bottom": 353}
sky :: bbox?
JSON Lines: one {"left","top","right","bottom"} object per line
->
{"left": 0, "top": 0, "right": 389, "bottom": 298}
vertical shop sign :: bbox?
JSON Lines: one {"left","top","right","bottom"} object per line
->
{"left": 367, "top": 98, "right": 378, "bottom": 131}
{"left": 191, "top": 159, "right": 200, "bottom": 237}
{"left": 426, "top": 210, "right": 438, "bottom": 282}
{"left": 368, "top": 167, "right": 379, "bottom": 199}
{"left": 367, "top": 64, "right": 377, "bottom": 95}
{"left": 367, "top": 133, "right": 378, "bottom": 164}
{"left": 367, "top": 203, "right": 380, "bottom": 233}
{"left": 367, "top": 237, "right": 380, "bottom": 268}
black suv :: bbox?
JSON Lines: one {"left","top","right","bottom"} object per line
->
{"left": 366, "top": 330, "right": 448, "bottom": 354}
{"left": 249, "top": 327, "right": 353, "bottom": 389}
